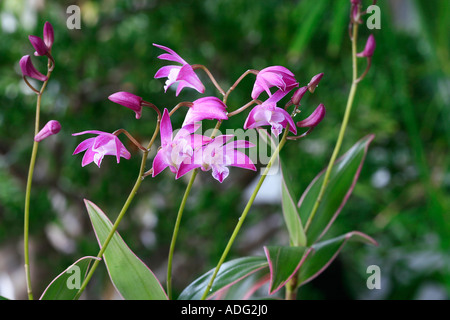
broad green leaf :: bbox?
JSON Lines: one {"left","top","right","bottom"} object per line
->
{"left": 84, "top": 199, "right": 167, "bottom": 300}
{"left": 40, "top": 256, "right": 99, "bottom": 300}
{"left": 297, "top": 231, "right": 377, "bottom": 286}
{"left": 212, "top": 269, "right": 270, "bottom": 300}
{"left": 281, "top": 160, "right": 307, "bottom": 246}
{"left": 178, "top": 256, "right": 268, "bottom": 300}
{"left": 298, "top": 134, "right": 375, "bottom": 245}
{"left": 0, "top": 296, "right": 9, "bottom": 300}
{"left": 264, "top": 246, "right": 308, "bottom": 295}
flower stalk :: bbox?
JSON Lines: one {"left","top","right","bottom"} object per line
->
{"left": 200, "top": 125, "right": 290, "bottom": 300}
{"left": 304, "top": 19, "right": 360, "bottom": 233}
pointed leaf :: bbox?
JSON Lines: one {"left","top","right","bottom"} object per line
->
{"left": 84, "top": 199, "right": 167, "bottom": 300}
{"left": 40, "top": 256, "right": 100, "bottom": 300}
{"left": 264, "top": 246, "right": 309, "bottom": 295}
{"left": 281, "top": 160, "right": 307, "bottom": 246}
{"left": 297, "top": 231, "right": 377, "bottom": 286}
{"left": 212, "top": 269, "right": 270, "bottom": 300}
{"left": 298, "top": 134, "right": 375, "bottom": 245}
{"left": 178, "top": 256, "right": 268, "bottom": 300}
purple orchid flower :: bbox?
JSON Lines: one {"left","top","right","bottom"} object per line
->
{"left": 251, "top": 66, "right": 298, "bottom": 100}
{"left": 153, "top": 44, "right": 205, "bottom": 96}
{"left": 19, "top": 55, "right": 48, "bottom": 81}
{"left": 72, "top": 130, "right": 131, "bottom": 167}
{"left": 152, "top": 108, "right": 211, "bottom": 177}
{"left": 34, "top": 120, "right": 61, "bottom": 142}
{"left": 177, "top": 135, "right": 256, "bottom": 183}
{"left": 182, "top": 96, "right": 228, "bottom": 127}
{"left": 244, "top": 90, "right": 297, "bottom": 137}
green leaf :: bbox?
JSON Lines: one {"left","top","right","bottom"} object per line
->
{"left": 281, "top": 160, "right": 307, "bottom": 246}
{"left": 298, "top": 134, "right": 375, "bottom": 245}
{"left": 297, "top": 231, "right": 377, "bottom": 286}
{"left": 0, "top": 296, "right": 9, "bottom": 300}
{"left": 40, "top": 256, "right": 99, "bottom": 300}
{"left": 264, "top": 246, "right": 308, "bottom": 295}
{"left": 84, "top": 199, "right": 167, "bottom": 300}
{"left": 178, "top": 256, "right": 268, "bottom": 300}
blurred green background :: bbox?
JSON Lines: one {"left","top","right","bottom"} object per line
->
{"left": 0, "top": 0, "right": 448, "bottom": 300}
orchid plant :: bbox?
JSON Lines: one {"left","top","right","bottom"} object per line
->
{"left": 11, "top": 0, "right": 379, "bottom": 301}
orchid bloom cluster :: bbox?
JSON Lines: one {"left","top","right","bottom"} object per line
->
{"left": 72, "top": 44, "right": 325, "bottom": 183}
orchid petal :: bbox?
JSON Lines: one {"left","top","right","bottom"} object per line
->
{"left": 160, "top": 108, "right": 173, "bottom": 146}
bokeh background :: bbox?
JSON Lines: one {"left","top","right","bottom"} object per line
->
{"left": 0, "top": 0, "right": 448, "bottom": 300}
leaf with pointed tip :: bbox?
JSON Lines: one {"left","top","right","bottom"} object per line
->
{"left": 40, "top": 256, "right": 100, "bottom": 300}
{"left": 84, "top": 199, "right": 167, "bottom": 300}
{"left": 178, "top": 256, "right": 268, "bottom": 300}
{"left": 297, "top": 231, "right": 377, "bottom": 286}
{"left": 281, "top": 160, "right": 307, "bottom": 246}
{"left": 298, "top": 134, "right": 375, "bottom": 245}
{"left": 264, "top": 246, "right": 309, "bottom": 295}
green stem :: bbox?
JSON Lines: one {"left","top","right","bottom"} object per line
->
{"left": 200, "top": 127, "right": 289, "bottom": 300}
{"left": 166, "top": 169, "right": 198, "bottom": 300}
{"left": 74, "top": 150, "right": 149, "bottom": 300}
{"left": 304, "top": 22, "right": 359, "bottom": 232}
{"left": 23, "top": 62, "right": 53, "bottom": 300}
{"left": 74, "top": 118, "right": 160, "bottom": 300}
{"left": 165, "top": 68, "right": 256, "bottom": 299}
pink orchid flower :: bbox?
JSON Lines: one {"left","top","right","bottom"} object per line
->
{"left": 19, "top": 55, "right": 48, "bottom": 81}
{"left": 244, "top": 91, "right": 297, "bottom": 137}
{"left": 177, "top": 135, "right": 256, "bottom": 183}
{"left": 251, "top": 66, "right": 298, "bottom": 100}
{"left": 182, "top": 96, "right": 228, "bottom": 127}
{"left": 152, "top": 109, "right": 211, "bottom": 177}
{"left": 72, "top": 130, "right": 131, "bottom": 167}
{"left": 154, "top": 44, "right": 205, "bottom": 96}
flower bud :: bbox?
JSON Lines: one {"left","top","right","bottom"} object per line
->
{"left": 19, "top": 55, "right": 48, "bottom": 81}
{"left": 296, "top": 104, "right": 326, "bottom": 128}
{"left": 108, "top": 91, "right": 143, "bottom": 119}
{"left": 357, "top": 34, "right": 376, "bottom": 58}
{"left": 307, "top": 73, "right": 324, "bottom": 93}
{"left": 34, "top": 120, "right": 61, "bottom": 142}
{"left": 290, "top": 86, "right": 308, "bottom": 106}
{"left": 29, "top": 35, "right": 49, "bottom": 56}
{"left": 43, "top": 21, "right": 54, "bottom": 50}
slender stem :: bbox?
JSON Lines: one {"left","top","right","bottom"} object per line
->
{"left": 112, "top": 128, "right": 148, "bottom": 152}
{"left": 166, "top": 169, "right": 198, "bottom": 300}
{"left": 192, "top": 64, "right": 226, "bottom": 96}
{"left": 304, "top": 22, "right": 360, "bottom": 232}
{"left": 227, "top": 100, "right": 258, "bottom": 118}
{"left": 223, "top": 69, "right": 258, "bottom": 105}
{"left": 74, "top": 150, "right": 149, "bottom": 300}
{"left": 200, "top": 127, "right": 290, "bottom": 300}
{"left": 23, "top": 61, "right": 53, "bottom": 300}
{"left": 165, "top": 68, "right": 257, "bottom": 299}
{"left": 169, "top": 101, "right": 193, "bottom": 117}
